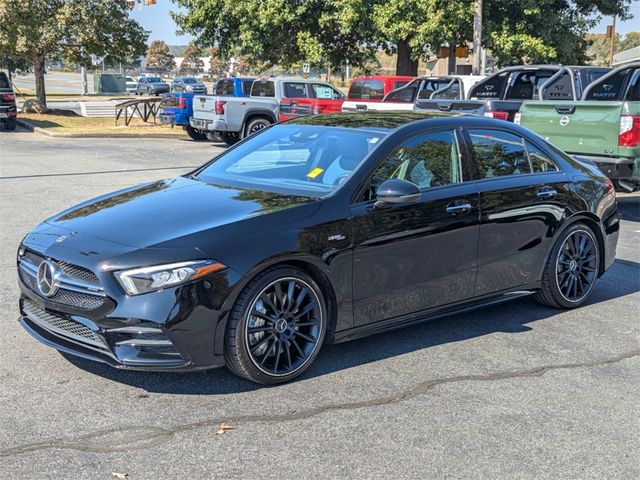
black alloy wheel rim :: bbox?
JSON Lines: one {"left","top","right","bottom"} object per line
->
{"left": 249, "top": 122, "right": 268, "bottom": 134}
{"left": 555, "top": 229, "right": 598, "bottom": 302}
{"left": 245, "top": 277, "right": 323, "bottom": 376}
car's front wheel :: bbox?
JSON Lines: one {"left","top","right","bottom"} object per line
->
{"left": 225, "top": 266, "right": 327, "bottom": 384}
{"left": 536, "top": 223, "right": 600, "bottom": 308}
{"left": 4, "top": 118, "right": 16, "bottom": 131}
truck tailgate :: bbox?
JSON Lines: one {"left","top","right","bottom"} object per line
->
{"left": 192, "top": 95, "right": 217, "bottom": 121}
{"left": 519, "top": 100, "right": 624, "bottom": 157}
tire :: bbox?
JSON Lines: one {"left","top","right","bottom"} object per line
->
{"left": 243, "top": 117, "right": 272, "bottom": 139}
{"left": 224, "top": 266, "right": 327, "bottom": 384}
{"left": 535, "top": 222, "right": 600, "bottom": 309}
{"left": 221, "top": 132, "right": 239, "bottom": 146}
{"left": 185, "top": 126, "right": 207, "bottom": 141}
{"left": 4, "top": 118, "right": 16, "bottom": 131}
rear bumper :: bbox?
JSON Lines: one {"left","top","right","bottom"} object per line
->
{"left": 573, "top": 154, "right": 639, "bottom": 182}
{"left": 190, "top": 117, "right": 227, "bottom": 132}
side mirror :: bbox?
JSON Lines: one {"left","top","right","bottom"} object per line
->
{"left": 374, "top": 179, "right": 421, "bottom": 209}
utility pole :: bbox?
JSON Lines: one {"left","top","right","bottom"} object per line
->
{"left": 608, "top": 15, "right": 616, "bottom": 67}
{"left": 472, "top": 0, "right": 483, "bottom": 75}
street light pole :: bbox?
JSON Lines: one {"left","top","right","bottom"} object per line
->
{"left": 472, "top": 0, "right": 483, "bottom": 75}
{"left": 608, "top": 15, "right": 617, "bottom": 67}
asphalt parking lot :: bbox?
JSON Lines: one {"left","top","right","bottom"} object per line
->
{"left": 0, "top": 131, "right": 639, "bottom": 479}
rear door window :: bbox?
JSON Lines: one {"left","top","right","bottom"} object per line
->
{"left": 393, "top": 80, "right": 410, "bottom": 89}
{"left": 468, "top": 129, "right": 532, "bottom": 178}
{"left": 251, "top": 80, "right": 276, "bottom": 97}
{"left": 525, "top": 141, "right": 558, "bottom": 173}
{"left": 311, "top": 84, "right": 342, "bottom": 99}
{"left": 283, "top": 82, "right": 308, "bottom": 99}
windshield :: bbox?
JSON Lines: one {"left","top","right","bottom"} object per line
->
{"left": 194, "top": 125, "right": 386, "bottom": 197}
{"left": 148, "top": 77, "right": 162, "bottom": 83}
{"left": 183, "top": 78, "right": 197, "bottom": 84}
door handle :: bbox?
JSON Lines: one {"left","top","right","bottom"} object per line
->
{"left": 536, "top": 188, "right": 558, "bottom": 199}
{"left": 446, "top": 202, "right": 472, "bottom": 216}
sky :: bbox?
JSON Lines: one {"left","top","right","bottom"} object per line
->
{"left": 129, "top": 0, "right": 638, "bottom": 46}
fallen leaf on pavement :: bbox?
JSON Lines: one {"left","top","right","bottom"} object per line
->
{"left": 215, "top": 422, "right": 235, "bottom": 435}
{"left": 111, "top": 473, "right": 128, "bottom": 479}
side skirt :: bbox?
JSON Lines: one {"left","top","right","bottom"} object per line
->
{"left": 331, "top": 289, "right": 537, "bottom": 344}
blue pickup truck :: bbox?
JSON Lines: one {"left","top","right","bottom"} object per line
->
{"left": 160, "top": 77, "right": 255, "bottom": 141}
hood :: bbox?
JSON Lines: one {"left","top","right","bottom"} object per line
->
{"left": 45, "top": 176, "right": 319, "bottom": 250}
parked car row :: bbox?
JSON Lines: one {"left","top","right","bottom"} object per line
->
{"left": 0, "top": 71, "right": 17, "bottom": 131}
{"left": 163, "top": 65, "right": 638, "bottom": 191}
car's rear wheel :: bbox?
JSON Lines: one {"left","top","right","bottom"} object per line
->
{"left": 225, "top": 267, "right": 327, "bottom": 384}
{"left": 221, "top": 132, "right": 239, "bottom": 146}
{"left": 185, "top": 126, "right": 207, "bottom": 141}
{"left": 243, "top": 117, "right": 271, "bottom": 138}
{"left": 536, "top": 223, "right": 600, "bottom": 308}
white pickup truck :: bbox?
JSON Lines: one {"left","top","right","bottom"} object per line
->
{"left": 342, "top": 75, "right": 485, "bottom": 112}
{"left": 190, "top": 79, "right": 280, "bottom": 145}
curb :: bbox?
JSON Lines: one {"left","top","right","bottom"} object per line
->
{"left": 16, "top": 120, "right": 187, "bottom": 139}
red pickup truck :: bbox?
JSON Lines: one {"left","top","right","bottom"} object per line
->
{"left": 346, "top": 75, "right": 415, "bottom": 102}
{"left": 277, "top": 80, "right": 346, "bottom": 121}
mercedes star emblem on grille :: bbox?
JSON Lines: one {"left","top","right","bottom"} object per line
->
{"left": 37, "top": 260, "right": 58, "bottom": 297}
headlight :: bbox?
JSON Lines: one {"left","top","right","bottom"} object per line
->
{"left": 185, "top": 85, "right": 193, "bottom": 92}
{"left": 114, "top": 260, "right": 226, "bottom": 296}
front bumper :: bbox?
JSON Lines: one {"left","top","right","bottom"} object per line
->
{"left": 18, "top": 292, "right": 224, "bottom": 372}
{"left": 16, "top": 244, "right": 240, "bottom": 372}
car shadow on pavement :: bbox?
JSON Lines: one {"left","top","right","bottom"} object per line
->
{"left": 617, "top": 194, "right": 639, "bottom": 222}
{"left": 63, "top": 258, "right": 640, "bottom": 394}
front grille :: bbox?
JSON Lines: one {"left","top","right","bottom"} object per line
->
{"left": 18, "top": 249, "right": 105, "bottom": 310}
{"left": 57, "top": 260, "right": 99, "bottom": 284}
{"left": 24, "top": 251, "right": 99, "bottom": 284}
{"left": 22, "top": 299, "right": 107, "bottom": 350}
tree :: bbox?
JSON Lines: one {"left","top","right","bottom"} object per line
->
{"left": 620, "top": 31, "right": 640, "bottom": 51}
{"left": 482, "top": 0, "right": 633, "bottom": 66}
{"left": 146, "top": 40, "right": 176, "bottom": 74}
{"left": 172, "top": 0, "right": 634, "bottom": 75}
{"left": 586, "top": 33, "right": 621, "bottom": 66}
{"left": 208, "top": 46, "right": 227, "bottom": 76}
{"left": 179, "top": 41, "right": 204, "bottom": 75}
{"left": 0, "top": 0, "right": 147, "bottom": 110}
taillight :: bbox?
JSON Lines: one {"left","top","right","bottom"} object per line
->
{"left": 214, "top": 100, "right": 226, "bottom": 115}
{"left": 484, "top": 111, "right": 509, "bottom": 121}
{"left": 1, "top": 93, "right": 15, "bottom": 103}
{"left": 178, "top": 96, "right": 187, "bottom": 109}
{"left": 604, "top": 177, "right": 615, "bottom": 195}
{"left": 619, "top": 115, "right": 640, "bottom": 147}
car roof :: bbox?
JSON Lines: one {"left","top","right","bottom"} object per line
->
{"left": 287, "top": 111, "right": 460, "bottom": 131}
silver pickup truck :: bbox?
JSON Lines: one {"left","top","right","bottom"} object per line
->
{"left": 189, "top": 78, "right": 318, "bottom": 145}
{"left": 191, "top": 79, "right": 280, "bottom": 145}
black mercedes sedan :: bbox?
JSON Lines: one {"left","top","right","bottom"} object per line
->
{"left": 17, "top": 112, "right": 620, "bottom": 384}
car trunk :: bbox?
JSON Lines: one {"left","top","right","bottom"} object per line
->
{"left": 519, "top": 100, "right": 624, "bottom": 157}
